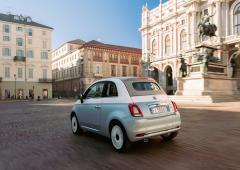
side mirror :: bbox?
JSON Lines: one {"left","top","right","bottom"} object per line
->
{"left": 78, "top": 94, "right": 84, "bottom": 103}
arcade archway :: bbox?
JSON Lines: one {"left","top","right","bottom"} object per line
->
{"left": 229, "top": 52, "right": 240, "bottom": 91}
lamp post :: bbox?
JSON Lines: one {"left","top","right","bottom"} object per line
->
{"left": 14, "top": 74, "right": 17, "bottom": 99}
{"left": 32, "top": 85, "right": 35, "bottom": 100}
{"left": 143, "top": 50, "right": 155, "bottom": 77}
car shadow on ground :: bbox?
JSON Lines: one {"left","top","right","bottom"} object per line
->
{"left": 69, "top": 129, "right": 181, "bottom": 155}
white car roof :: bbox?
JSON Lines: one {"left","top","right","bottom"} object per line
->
{"left": 95, "top": 77, "right": 154, "bottom": 82}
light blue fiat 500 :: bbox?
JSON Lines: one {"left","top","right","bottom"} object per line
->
{"left": 70, "top": 77, "right": 181, "bottom": 152}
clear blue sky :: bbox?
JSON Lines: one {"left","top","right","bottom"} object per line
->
{"left": 0, "top": 0, "right": 167, "bottom": 49}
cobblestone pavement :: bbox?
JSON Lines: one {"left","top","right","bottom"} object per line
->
{"left": 0, "top": 100, "right": 240, "bottom": 170}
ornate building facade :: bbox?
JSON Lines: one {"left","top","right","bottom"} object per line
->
{"left": 52, "top": 40, "right": 142, "bottom": 97}
{"left": 140, "top": 0, "right": 240, "bottom": 95}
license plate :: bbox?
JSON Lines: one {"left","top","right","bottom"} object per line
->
{"left": 150, "top": 105, "right": 169, "bottom": 114}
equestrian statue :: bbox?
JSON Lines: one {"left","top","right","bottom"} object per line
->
{"left": 198, "top": 13, "right": 217, "bottom": 42}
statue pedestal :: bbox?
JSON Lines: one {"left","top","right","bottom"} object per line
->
{"left": 175, "top": 62, "right": 240, "bottom": 103}
{"left": 176, "top": 75, "right": 239, "bottom": 96}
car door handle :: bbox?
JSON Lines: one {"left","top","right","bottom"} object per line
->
{"left": 95, "top": 105, "right": 101, "bottom": 109}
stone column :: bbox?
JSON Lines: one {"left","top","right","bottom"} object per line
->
{"left": 173, "top": 23, "right": 177, "bottom": 55}
{"left": 225, "top": 1, "right": 230, "bottom": 36}
{"left": 159, "top": 30, "right": 163, "bottom": 59}
{"left": 192, "top": 12, "right": 197, "bottom": 47}
{"left": 187, "top": 12, "right": 191, "bottom": 49}
{"left": 216, "top": 1, "right": 222, "bottom": 37}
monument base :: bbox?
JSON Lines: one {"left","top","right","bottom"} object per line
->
{"left": 175, "top": 75, "right": 240, "bottom": 103}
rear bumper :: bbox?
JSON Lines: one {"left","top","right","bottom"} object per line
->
{"left": 138, "top": 127, "right": 180, "bottom": 139}
{"left": 123, "top": 112, "right": 181, "bottom": 142}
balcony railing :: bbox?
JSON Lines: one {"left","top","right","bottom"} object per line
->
{"left": 14, "top": 56, "right": 26, "bottom": 62}
{"left": 109, "top": 59, "right": 118, "bottom": 63}
{"left": 93, "top": 56, "right": 103, "bottom": 62}
{"left": 120, "top": 60, "right": 129, "bottom": 64}
{"left": 131, "top": 61, "right": 140, "bottom": 65}
{"left": 39, "top": 78, "right": 53, "bottom": 83}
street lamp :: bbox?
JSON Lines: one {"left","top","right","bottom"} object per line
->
{"left": 32, "top": 85, "right": 35, "bottom": 100}
{"left": 14, "top": 74, "right": 17, "bottom": 99}
{"left": 142, "top": 50, "right": 156, "bottom": 77}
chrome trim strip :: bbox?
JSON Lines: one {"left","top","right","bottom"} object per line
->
{"left": 136, "top": 127, "right": 181, "bottom": 138}
{"left": 81, "top": 126, "right": 99, "bottom": 132}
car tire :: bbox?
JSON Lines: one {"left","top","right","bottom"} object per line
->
{"left": 71, "top": 114, "right": 82, "bottom": 135}
{"left": 161, "top": 131, "right": 178, "bottom": 141}
{"left": 110, "top": 123, "right": 131, "bottom": 152}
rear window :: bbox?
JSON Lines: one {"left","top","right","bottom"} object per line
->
{"left": 132, "top": 82, "right": 160, "bottom": 91}
{"left": 123, "top": 79, "right": 166, "bottom": 96}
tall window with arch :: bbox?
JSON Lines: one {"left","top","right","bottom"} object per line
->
{"left": 234, "top": 3, "right": 240, "bottom": 34}
{"left": 180, "top": 30, "right": 187, "bottom": 50}
{"left": 165, "top": 35, "right": 170, "bottom": 55}
{"left": 152, "top": 39, "right": 157, "bottom": 56}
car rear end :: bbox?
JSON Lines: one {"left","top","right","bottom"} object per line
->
{"left": 121, "top": 78, "right": 181, "bottom": 142}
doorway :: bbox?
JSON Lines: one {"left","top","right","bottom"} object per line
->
{"left": 43, "top": 89, "right": 48, "bottom": 99}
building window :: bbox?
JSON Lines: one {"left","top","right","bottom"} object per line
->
{"left": 204, "top": 9, "right": 209, "bottom": 16}
{"left": 122, "top": 66, "right": 127, "bottom": 77}
{"left": 16, "top": 26, "right": 23, "bottom": 32}
{"left": 42, "top": 69, "right": 47, "bottom": 79}
{"left": 93, "top": 51, "right": 103, "bottom": 62}
{"left": 152, "top": 39, "right": 157, "bottom": 55}
{"left": 16, "top": 49, "right": 24, "bottom": 57}
{"left": 28, "top": 28, "right": 33, "bottom": 36}
{"left": 28, "top": 39, "right": 32, "bottom": 44}
{"left": 165, "top": 35, "right": 170, "bottom": 55}
{"left": 133, "top": 67, "right": 138, "bottom": 77}
{"left": 181, "top": 19, "right": 185, "bottom": 25}
{"left": 95, "top": 65, "right": 100, "bottom": 74}
{"left": 234, "top": 4, "right": 240, "bottom": 34}
{"left": 180, "top": 30, "right": 187, "bottom": 50}
{"left": 3, "top": 24, "right": 10, "bottom": 33}
{"left": 120, "top": 55, "right": 129, "bottom": 64}
{"left": 43, "top": 40, "right": 47, "bottom": 49}
{"left": 27, "top": 50, "right": 34, "bottom": 58}
{"left": 5, "top": 67, "right": 10, "bottom": 78}
{"left": 41, "top": 52, "right": 48, "bottom": 59}
{"left": 16, "top": 38, "right": 23, "bottom": 46}
{"left": 2, "top": 48, "right": 11, "bottom": 56}
{"left": 3, "top": 36, "right": 10, "bottom": 41}
{"left": 28, "top": 68, "right": 33, "bottom": 79}
{"left": 131, "top": 56, "right": 139, "bottom": 65}
{"left": 18, "top": 68, "right": 23, "bottom": 78}
{"left": 14, "top": 15, "right": 20, "bottom": 20}
{"left": 42, "top": 31, "right": 46, "bottom": 35}
{"left": 109, "top": 54, "right": 118, "bottom": 63}
{"left": 111, "top": 65, "right": 117, "bottom": 76}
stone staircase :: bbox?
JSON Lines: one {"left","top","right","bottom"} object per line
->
{"left": 169, "top": 95, "right": 240, "bottom": 103}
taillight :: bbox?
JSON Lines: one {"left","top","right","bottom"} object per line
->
{"left": 171, "top": 101, "right": 178, "bottom": 112}
{"left": 128, "top": 104, "right": 143, "bottom": 117}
